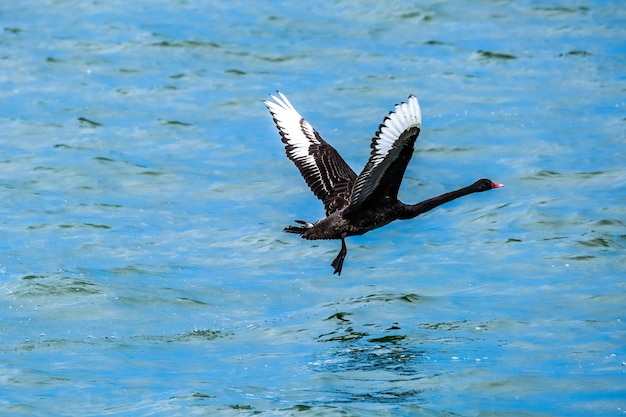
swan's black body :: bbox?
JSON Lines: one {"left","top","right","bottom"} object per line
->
{"left": 264, "top": 93, "right": 501, "bottom": 275}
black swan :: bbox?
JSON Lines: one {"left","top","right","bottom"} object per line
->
{"left": 264, "top": 92, "right": 502, "bottom": 275}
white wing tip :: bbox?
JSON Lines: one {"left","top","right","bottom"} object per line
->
{"left": 406, "top": 94, "right": 422, "bottom": 128}
{"left": 264, "top": 91, "right": 294, "bottom": 111}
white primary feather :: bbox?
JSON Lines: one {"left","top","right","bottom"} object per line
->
{"left": 264, "top": 92, "right": 323, "bottom": 162}
{"left": 374, "top": 95, "right": 421, "bottom": 159}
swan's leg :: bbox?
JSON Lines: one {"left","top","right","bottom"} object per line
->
{"left": 331, "top": 233, "right": 348, "bottom": 276}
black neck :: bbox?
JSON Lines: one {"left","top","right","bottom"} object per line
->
{"left": 399, "top": 183, "right": 479, "bottom": 219}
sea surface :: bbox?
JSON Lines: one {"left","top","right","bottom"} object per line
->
{"left": 1, "top": 1, "right": 625, "bottom": 416}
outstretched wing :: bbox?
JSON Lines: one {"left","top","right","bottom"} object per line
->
{"left": 345, "top": 95, "right": 422, "bottom": 215}
{"left": 264, "top": 92, "right": 357, "bottom": 215}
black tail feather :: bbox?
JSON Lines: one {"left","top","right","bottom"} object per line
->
{"left": 283, "top": 220, "right": 312, "bottom": 235}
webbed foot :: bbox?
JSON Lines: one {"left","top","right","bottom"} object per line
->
{"left": 284, "top": 220, "right": 313, "bottom": 234}
{"left": 331, "top": 234, "right": 348, "bottom": 276}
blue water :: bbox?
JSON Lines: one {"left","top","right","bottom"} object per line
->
{"left": 1, "top": 1, "right": 625, "bottom": 416}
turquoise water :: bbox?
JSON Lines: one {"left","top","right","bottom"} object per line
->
{"left": 1, "top": 1, "right": 625, "bottom": 416}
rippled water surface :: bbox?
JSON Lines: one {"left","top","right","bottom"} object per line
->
{"left": 1, "top": 1, "right": 625, "bottom": 416}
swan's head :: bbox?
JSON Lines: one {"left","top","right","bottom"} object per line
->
{"left": 474, "top": 178, "right": 504, "bottom": 192}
